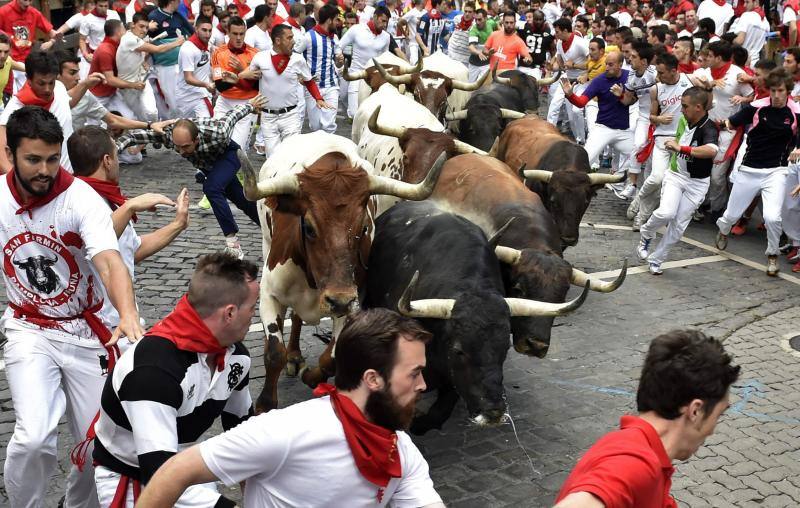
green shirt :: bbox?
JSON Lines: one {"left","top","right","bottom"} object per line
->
{"left": 468, "top": 20, "right": 497, "bottom": 66}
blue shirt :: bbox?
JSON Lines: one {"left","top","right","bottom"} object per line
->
{"left": 583, "top": 68, "right": 630, "bottom": 130}
{"left": 148, "top": 8, "right": 194, "bottom": 66}
{"left": 304, "top": 28, "right": 338, "bottom": 89}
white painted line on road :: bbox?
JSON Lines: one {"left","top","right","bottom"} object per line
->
{"left": 587, "top": 255, "right": 726, "bottom": 278}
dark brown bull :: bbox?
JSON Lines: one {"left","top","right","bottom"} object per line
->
{"left": 342, "top": 53, "right": 422, "bottom": 94}
{"left": 495, "top": 117, "right": 623, "bottom": 249}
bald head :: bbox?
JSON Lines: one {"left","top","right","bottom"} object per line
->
{"left": 606, "top": 50, "right": 623, "bottom": 65}
{"left": 605, "top": 50, "right": 624, "bottom": 78}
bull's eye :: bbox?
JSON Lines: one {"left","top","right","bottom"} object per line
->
{"left": 303, "top": 221, "right": 317, "bottom": 239}
{"left": 362, "top": 225, "right": 369, "bottom": 236}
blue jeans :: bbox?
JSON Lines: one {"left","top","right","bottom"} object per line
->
{"left": 202, "top": 141, "right": 260, "bottom": 236}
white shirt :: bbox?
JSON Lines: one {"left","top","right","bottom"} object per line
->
{"left": 732, "top": 11, "right": 769, "bottom": 65}
{"left": 694, "top": 64, "right": 753, "bottom": 122}
{"left": 176, "top": 40, "right": 212, "bottom": 104}
{"left": 80, "top": 10, "right": 122, "bottom": 51}
{"left": 125, "top": 1, "right": 155, "bottom": 25}
{"left": 696, "top": 0, "right": 734, "bottom": 36}
{"left": 557, "top": 34, "right": 589, "bottom": 80}
{"left": 200, "top": 397, "right": 442, "bottom": 508}
{"left": 244, "top": 25, "right": 271, "bottom": 51}
{"left": 626, "top": 65, "right": 657, "bottom": 120}
{"left": 0, "top": 176, "right": 119, "bottom": 346}
{"left": 611, "top": 10, "right": 632, "bottom": 27}
{"left": 72, "top": 91, "right": 108, "bottom": 130}
{"left": 116, "top": 31, "right": 148, "bottom": 82}
{"left": 357, "top": 5, "right": 375, "bottom": 25}
{"left": 250, "top": 50, "right": 312, "bottom": 108}
{"left": 63, "top": 11, "right": 86, "bottom": 31}
{"left": 402, "top": 7, "right": 425, "bottom": 44}
{"left": 653, "top": 73, "right": 694, "bottom": 136}
{"left": 783, "top": 5, "right": 797, "bottom": 24}
{"left": 210, "top": 26, "right": 228, "bottom": 48}
{"left": 0, "top": 81, "right": 73, "bottom": 172}
{"left": 336, "top": 23, "right": 390, "bottom": 71}
{"left": 542, "top": 2, "right": 561, "bottom": 28}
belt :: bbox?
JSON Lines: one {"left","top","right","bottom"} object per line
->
{"left": 263, "top": 104, "right": 297, "bottom": 114}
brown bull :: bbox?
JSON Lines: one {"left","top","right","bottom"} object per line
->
{"left": 495, "top": 116, "right": 623, "bottom": 249}
{"left": 342, "top": 52, "right": 422, "bottom": 94}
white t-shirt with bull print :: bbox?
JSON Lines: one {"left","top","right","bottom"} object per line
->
{"left": 0, "top": 174, "right": 120, "bottom": 347}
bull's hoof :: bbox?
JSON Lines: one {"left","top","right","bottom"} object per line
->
{"left": 300, "top": 365, "right": 329, "bottom": 389}
{"left": 285, "top": 356, "right": 306, "bottom": 377}
{"left": 255, "top": 395, "right": 278, "bottom": 415}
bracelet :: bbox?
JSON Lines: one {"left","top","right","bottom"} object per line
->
{"left": 146, "top": 121, "right": 152, "bottom": 130}
{"left": 680, "top": 145, "right": 692, "bottom": 157}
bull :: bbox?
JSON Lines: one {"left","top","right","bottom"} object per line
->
{"left": 496, "top": 116, "right": 623, "bottom": 248}
{"left": 363, "top": 200, "right": 589, "bottom": 434}
{"left": 426, "top": 154, "right": 625, "bottom": 357}
{"left": 446, "top": 68, "right": 561, "bottom": 151}
{"left": 13, "top": 254, "right": 60, "bottom": 294}
{"left": 239, "top": 132, "right": 445, "bottom": 412}
{"left": 343, "top": 51, "right": 422, "bottom": 105}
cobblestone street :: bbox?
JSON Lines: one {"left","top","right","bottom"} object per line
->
{"left": 2, "top": 118, "right": 800, "bottom": 507}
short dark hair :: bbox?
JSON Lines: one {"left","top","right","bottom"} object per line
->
{"left": 655, "top": 52, "right": 679, "bottom": 70}
{"left": 475, "top": 7, "right": 488, "bottom": 16}
{"left": 55, "top": 49, "right": 80, "bottom": 72}
{"left": 229, "top": 15, "right": 246, "bottom": 29}
{"left": 602, "top": 15, "right": 619, "bottom": 29}
{"left": 188, "top": 252, "right": 259, "bottom": 318}
{"left": 590, "top": 37, "right": 605, "bottom": 50}
{"left": 252, "top": 4, "right": 271, "bottom": 24}
{"left": 344, "top": 10, "right": 358, "bottom": 20}
{"left": 334, "top": 309, "right": 432, "bottom": 390}
{"left": 787, "top": 46, "right": 800, "bottom": 63}
{"left": 575, "top": 15, "right": 590, "bottom": 28}
{"left": 754, "top": 59, "right": 777, "bottom": 71}
{"left": 502, "top": 10, "right": 517, "bottom": 20}
{"left": 766, "top": 67, "right": 795, "bottom": 91}
{"left": 676, "top": 35, "right": 695, "bottom": 56}
{"left": 0, "top": 33, "right": 10, "bottom": 46}
{"left": 707, "top": 39, "right": 732, "bottom": 61}
{"left": 698, "top": 17, "right": 716, "bottom": 34}
{"left": 654, "top": 2, "right": 665, "bottom": 15}
{"left": 25, "top": 50, "right": 60, "bottom": 80}
{"left": 553, "top": 17, "right": 572, "bottom": 31}
{"left": 157, "top": 0, "right": 173, "bottom": 8}
{"left": 637, "top": 330, "right": 739, "bottom": 419}
{"left": 132, "top": 12, "right": 148, "bottom": 24}
{"left": 318, "top": 4, "right": 339, "bottom": 24}
{"left": 649, "top": 24, "right": 667, "bottom": 43}
{"left": 6, "top": 107, "right": 64, "bottom": 156}
{"left": 104, "top": 19, "right": 123, "bottom": 37}
{"left": 68, "top": 126, "right": 117, "bottom": 176}
{"left": 632, "top": 40, "right": 654, "bottom": 62}
{"left": 683, "top": 85, "right": 711, "bottom": 109}
{"left": 731, "top": 45, "right": 748, "bottom": 67}
{"left": 374, "top": 5, "right": 390, "bottom": 18}
{"left": 271, "top": 23, "right": 291, "bottom": 42}
{"left": 195, "top": 15, "right": 213, "bottom": 27}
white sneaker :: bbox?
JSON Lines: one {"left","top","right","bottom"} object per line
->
{"left": 605, "top": 182, "right": 625, "bottom": 197}
{"left": 254, "top": 144, "right": 266, "bottom": 156}
{"left": 637, "top": 236, "right": 651, "bottom": 261}
{"left": 648, "top": 262, "right": 663, "bottom": 275}
{"left": 632, "top": 214, "right": 644, "bottom": 232}
{"left": 626, "top": 197, "right": 639, "bottom": 220}
{"left": 224, "top": 236, "right": 245, "bottom": 260}
{"left": 619, "top": 183, "right": 637, "bottom": 200}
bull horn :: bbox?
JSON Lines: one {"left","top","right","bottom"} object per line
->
{"left": 368, "top": 151, "right": 446, "bottom": 200}
{"left": 523, "top": 169, "right": 553, "bottom": 183}
{"left": 451, "top": 138, "right": 487, "bottom": 155}
{"left": 342, "top": 62, "right": 368, "bottom": 81}
{"left": 487, "top": 137, "right": 499, "bottom": 157}
{"left": 445, "top": 109, "right": 469, "bottom": 121}
{"left": 396, "top": 48, "right": 424, "bottom": 73}
{"left": 451, "top": 66, "right": 493, "bottom": 91}
{"left": 571, "top": 259, "right": 627, "bottom": 293}
{"left": 537, "top": 68, "right": 562, "bottom": 86}
{"left": 238, "top": 149, "right": 300, "bottom": 199}
{"left": 373, "top": 58, "right": 413, "bottom": 86}
{"left": 397, "top": 270, "right": 455, "bottom": 319}
{"left": 495, "top": 245, "right": 522, "bottom": 265}
{"left": 588, "top": 172, "right": 626, "bottom": 185}
{"left": 367, "top": 105, "right": 408, "bottom": 139}
{"left": 500, "top": 108, "right": 525, "bottom": 119}
{"left": 505, "top": 281, "right": 590, "bottom": 317}
{"left": 492, "top": 62, "right": 512, "bottom": 85}
{"left": 487, "top": 218, "right": 514, "bottom": 247}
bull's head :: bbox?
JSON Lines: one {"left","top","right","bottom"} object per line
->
{"left": 239, "top": 150, "right": 446, "bottom": 316}
{"left": 343, "top": 55, "right": 422, "bottom": 93}
{"left": 492, "top": 67, "right": 562, "bottom": 113}
{"left": 13, "top": 253, "right": 59, "bottom": 294}
{"left": 445, "top": 106, "right": 525, "bottom": 152}
{"left": 523, "top": 168, "right": 624, "bottom": 248}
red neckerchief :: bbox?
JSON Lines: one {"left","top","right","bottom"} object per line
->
{"left": 428, "top": 8, "right": 442, "bottom": 19}
{"left": 313, "top": 24, "right": 333, "bottom": 37}
{"left": 8, "top": 167, "right": 74, "bottom": 218}
{"left": 92, "top": 7, "right": 107, "bottom": 18}
{"left": 286, "top": 16, "right": 301, "bottom": 29}
{"left": 678, "top": 61, "right": 697, "bottom": 73}
{"left": 148, "top": 295, "right": 227, "bottom": 371}
{"left": 216, "top": 22, "right": 227, "bottom": 34}
{"left": 273, "top": 14, "right": 285, "bottom": 25}
{"left": 368, "top": 19, "right": 382, "bottom": 35}
{"left": 617, "top": 6, "right": 628, "bottom": 13}
{"left": 75, "top": 176, "right": 137, "bottom": 222}
{"left": 561, "top": 32, "right": 577, "bottom": 52}
{"left": 16, "top": 81, "right": 54, "bottom": 109}
{"left": 271, "top": 52, "right": 290, "bottom": 74}
{"left": 313, "top": 383, "right": 402, "bottom": 488}
{"left": 80, "top": 9, "right": 89, "bottom": 15}
{"left": 710, "top": 61, "right": 732, "bottom": 80}
{"left": 641, "top": 13, "right": 651, "bottom": 22}
{"left": 457, "top": 16, "right": 473, "bottom": 31}
{"left": 755, "top": 86, "right": 769, "bottom": 99}
{"left": 134, "top": 0, "right": 144, "bottom": 12}
{"left": 753, "top": 6, "right": 765, "bottom": 18}
{"left": 189, "top": 33, "right": 208, "bottom": 51}
{"left": 228, "top": 41, "right": 249, "bottom": 54}
{"left": 280, "top": 0, "right": 290, "bottom": 14}
{"left": 712, "top": 0, "right": 726, "bottom": 5}
{"left": 231, "top": 0, "right": 251, "bottom": 18}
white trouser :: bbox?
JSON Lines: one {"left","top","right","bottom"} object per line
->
{"left": 176, "top": 95, "right": 213, "bottom": 119}
{"left": 153, "top": 64, "right": 180, "bottom": 119}
{"left": 636, "top": 137, "right": 674, "bottom": 222}
{"left": 547, "top": 81, "right": 585, "bottom": 144}
{"left": 627, "top": 116, "right": 650, "bottom": 174}
{"left": 640, "top": 170, "right": 710, "bottom": 265}
{"left": 296, "top": 83, "right": 306, "bottom": 127}
{"left": 306, "top": 87, "right": 339, "bottom": 133}
{"left": 94, "top": 93, "right": 136, "bottom": 125}
{"left": 468, "top": 63, "right": 490, "bottom": 82}
{"left": 585, "top": 99, "right": 598, "bottom": 141}
{"left": 709, "top": 128, "right": 735, "bottom": 212}
{"left": 783, "top": 163, "right": 800, "bottom": 245}
{"left": 729, "top": 134, "right": 748, "bottom": 183}
{"left": 118, "top": 82, "right": 159, "bottom": 122}
{"left": 79, "top": 56, "right": 91, "bottom": 80}
{"left": 95, "top": 465, "right": 219, "bottom": 507}
{"left": 261, "top": 107, "right": 302, "bottom": 155}
{"left": 148, "top": 75, "right": 171, "bottom": 121}
{"left": 408, "top": 42, "right": 420, "bottom": 64}
{"left": 214, "top": 95, "right": 255, "bottom": 150}
{"left": 584, "top": 123, "right": 632, "bottom": 175}
{"left": 717, "top": 166, "right": 787, "bottom": 256}
{"left": 3, "top": 329, "right": 107, "bottom": 508}
{"left": 347, "top": 79, "right": 361, "bottom": 119}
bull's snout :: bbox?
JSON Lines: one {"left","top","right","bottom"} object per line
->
{"left": 321, "top": 290, "right": 359, "bottom": 316}
{"left": 561, "top": 236, "right": 579, "bottom": 248}
{"left": 514, "top": 338, "right": 550, "bottom": 358}
{"left": 472, "top": 407, "right": 508, "bottom": 427}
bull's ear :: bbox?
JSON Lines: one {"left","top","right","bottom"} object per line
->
{"left": 270, "top": 195, "right": 307, "bottom": 216}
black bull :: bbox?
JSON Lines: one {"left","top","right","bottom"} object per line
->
{"left": 13, "top": 254, "right": 59, "bottom": 294}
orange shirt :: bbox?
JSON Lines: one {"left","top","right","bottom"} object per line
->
{"left": 485, "top": 31, "right": 530, "bottom": 72}
{"left": 211, "top": 44, "right": 259, "bottom": 100}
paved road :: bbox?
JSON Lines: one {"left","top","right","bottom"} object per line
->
{"left": 2, "top": 115, "right": 800, "bottom": 507}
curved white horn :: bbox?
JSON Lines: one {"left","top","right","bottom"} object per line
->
{"left": 238, "top": 149, "right": 262, "bottom": 201}
{"left": 505, "top": 281, "right": 590, "bottom": 317}
{"left": 445, "top": 109, "right": 469, "bottom": 121}
{"left": 537, "top": 68, "right": 562, "bottom": 86}
{"left": 588, "top": 172, "right": 626, "bottom": 185}
{"left": 451, "top": 66, "right": 493, "bottom": 91}
{"left": 500, "top": 108, "right": 526, "bottom": 119}
{"left": 367, "top": 105, "right": 408, "bottom": 139}
{"left": 451, "top": 138, "right": 487, "bottom": 155}
{"left": 495, "top": 245, "right": 522, "bottom": 265}
{"left": 487, "top": 137, "right": 499, "bottom": 158}
{"left": 571, "top": 259, "right": 627, "bottom": 293}
{"left": 343, "top": 63, "right": 368, "bottom": 81}
{"left": 523, "top": 169, "right": 553, "bottom": 183}
{"left": 368, "top": 151, "right": 446, "bottom": 200}
{"left": 373, "top": 58, "right": 413, "bottom": 86}
{"left": 239, "top": 150, "right": 299, "bottom": 199}
{"left": 396, "top": 48, "right": 424, "bottom": 73}
{"left": 397, "top": 271, "right": 455, "bottom": 319}
{"left": 492, "top": 62, "right": 512, "bottom": 85}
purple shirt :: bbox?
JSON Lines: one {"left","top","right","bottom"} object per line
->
{"left": 583, "top": 68, "right": 630, "bottom": 130}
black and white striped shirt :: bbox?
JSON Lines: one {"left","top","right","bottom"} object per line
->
{"left": 93, "top": 336, "right": 252, "bottom": 504}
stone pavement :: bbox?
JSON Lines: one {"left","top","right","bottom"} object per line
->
{"left": 1, "top": 128, "right": 800, "bottom": 507}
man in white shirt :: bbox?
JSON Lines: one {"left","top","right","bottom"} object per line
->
{"left": 732, "top": 0, "right": 769, "bottom": 66}
{"left": 79, "top": 0, "right": 121, "bottom": 75}
{"left": 784, "top": 0, "right": 800, "bottom": 49}
{"left": 244, "top": 4, "right": 273, "bottom": 51}
{"left": 356, "top": 0, "right": 375, "bottom": 24}
{"left": 542, "top": 0, "right": 561, "bottom": 28}
{"left": 696, "top": 0, "right": 734, "bottom": 36}
{"left": 176, "top": 16, "right": 215, "bottom": 118}
{"left": 337, "top": 6, "right": 391, "bottom": 120}
{"left": 677, "top": 9, "right": 699, "bottom": 38}
{"left": 300, "top": 4, "right": 343, "bottom": 133}
{"left": 402, "top": 0, "right": 426, "bottom": 64}
{"left": 136, "top": 308, "right": 445, "bottom": 508}
{"left": 547, "top": 18, "right": 590, "bottom": 144}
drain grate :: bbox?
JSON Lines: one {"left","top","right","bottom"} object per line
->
{"left": 789, "top": 335, "right": 800, "bottom": 352}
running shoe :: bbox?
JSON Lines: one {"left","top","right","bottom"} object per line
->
{"left": 731, "top": 217, "right": 749, "bottom": 236}
{"left": 715, "top": 231, "right": 728, "bottom": 251}
{"left": 793, "top": 260, "right": 800, "bottom": 273}
{"left": 197, "top": 195, "right": 211, "bottom": 210}
{"left": 626, "top": 197, "right": 639, "bottom": 220}
{"left": 254, "top": 143, "right": 266, "bottom": 156}
{"left": 637, "top": 236, "right": 651, "bottom": 261}
{"left": 619, "top": 183, "right": 637, "bottom": 200}
{"left": 606, "top": 182, "right": 626, "bottom": 197}
{"left": 632, "top": 214, "right": 644, "bottom": 232}
{"left": 692, "top": 209, "right": 704, "bottom": 222}
{"left": 224, "top": 236, "right": 245, "bottom": 260}
{"left": 767, "top": 255, "right": 779, "bottom": 276}
{"left": 648, "top": 262, "right": 663, "bottom": 275}
{"left": 787, "top": 247, "right": 800, "bottom": 262}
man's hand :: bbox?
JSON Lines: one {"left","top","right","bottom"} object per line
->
{"left": 149, "top": 20, "right": 158, "bottom": 31}
{"left": 577, "top": 74, "right": 588, "bottom": 84}
{"left": 40, "top": 40, "right": 55, "bottom": 51}
{"left": 737, "top": 72, "right": 754, "bottom": 84}
{"left": 249, "top": 94, "right": 268, "bottom": 110}
{"left": 205, "top": 82, "right": 216, "bottom": 94}
{"left": 610, "top": 83, "right": 624, "bottom": 97}
{"left": 664, "top": 139, "right": 680, "bottom": 152}
{"left": 83, "top": 72, "right": 107, "bottom": 88}
{"left": 478, "top": 52, "right": 488, "bottom": 61}
{"left": 221, "top": 70, "right": 239, "bottom": 83}
{"left": 522, "top": 55, "right": 532, "bottom": 64}
{"left": 109, "top": 312, "right": 145, "bottom": 346}
{"left": 151, "top": 119, "right": 177, "bottom": 134}
{"left": 652, "top": 113, "right": 673, "bottom": 125}
{"left": 564, "top": 59, "right": 574, "bottom": 70}
{"left": 712, "top": 78, "right": 726, "bottom": 89}
{"left": 316, "top": 99, "right": 335, "bottom": 109}
{"left": 229, "top": 55, "right": 244, "bottom": 72}
{"left": 335, "top": 54, "right": 344, "bottom": 66}
{"left": 173, "top": 188, "right": 189, "bottom": 229}
{"left": 238, "top": 68, "right": 261, "bottom": 80}
{"left": 560, "top": 76, "right": 573, "bottom": 95}
{"left": 130, "top": 81, "right": 146, "bottom": 91}
{"left": 730, "top": 95, "right": 750, "bottom": 105}
{"left": 83, "top": 52, "right": 94, "bottom": 63}
{"left": 127, "top": 193, "right": 176, "bottom": 212}
{"left": 792, "top": 183, "right": 800, "bottom": 197}
{"left": 790, "top": 148, "right": 800, "bottom": 164}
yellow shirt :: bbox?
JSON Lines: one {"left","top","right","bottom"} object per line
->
{"left": 587, "top": 56, "right": 606, "bottom": 80}
{"left": 0, "top": 57, "right": 12, "bottom": 93}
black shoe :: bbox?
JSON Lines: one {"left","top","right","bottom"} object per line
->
{"left": 140, "top": 148, "right": 148, "bottom": 157}
{"left": 195, "top": 170, "right": 206, "bottom": 184}
{"left": 58, "top": 496, "right": 65, "bottom": 508}
{"left": 153, "top": 142, "right": 163, "bottom": 149}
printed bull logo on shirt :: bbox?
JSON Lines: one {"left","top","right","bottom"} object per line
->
{"left": 3, "top": 232, "right": 81, "bottom": 306}
{"left": 12, "top": 25, "right": 30, "bottom": 45}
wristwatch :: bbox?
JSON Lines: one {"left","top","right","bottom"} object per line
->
{"left": 146, "top": 121, "right": 152, "bottom": 130}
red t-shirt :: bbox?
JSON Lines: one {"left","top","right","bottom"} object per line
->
{"left": 555, "top": 416, "right": 678, "bottom": 508}
{"left": 89, "top": 37, "right": 120, "bottom": 97}
{"left": 0, "top": 0, "right": 52, "bottom": 62}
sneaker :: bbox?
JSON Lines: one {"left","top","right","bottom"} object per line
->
{"left": 197, "top": 195, "right": 211, "bottom": 210}
{"left": 780, "top": 242, "right": 794, "bottom": 254}
{"left": 767, "top": 255, "right": 779, "bottom": 276}
{"left": 606, "top": 182, "right": 626, "bottom": 197}
{"left": 619, "top": 183, "right": 637, "bottom": 200}
{"left": 254, "top": 143, "right": 266, "bottom": 156}
{"left": 793, "top": 260, "right": 800, "bottom": 273}
{"left": 195, "top": 170, "right": 206, "bottom": 184}
{"left": 626, "top": 198, "right": 639, "bottom": 220}
{"left": 789, "top": 247, "right": 800, "bottom": 262}
{"left": 637, "top": 236, "right": 651, "bottom": 261}
{"left": 632, "top": 214, "right": 644, "bottom": 232}
{"left": 648, "top": 262, "right": 663, "bottom": 275}
{"left": 224, "top": 236, "right": 245, "bottom": 260}
{"left": 692, "top": 209, "right": 705, "bottom": 222}
{"left": 731, "top": 217, "right": 749, "bottom": 236}
{"left": 715, "top": 231, "right": 728, "bottom": 251}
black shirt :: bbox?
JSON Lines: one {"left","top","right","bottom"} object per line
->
{"left": 676, "top": 115, "right": 719, "bottom": 179}
{"left": 729, "top": 102, "right": 800, "bottom": 168}
{"left": 517, "top": 25, "right": 553, "bottom": 68}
